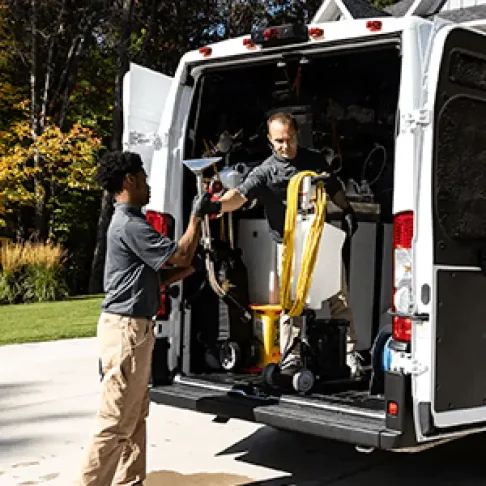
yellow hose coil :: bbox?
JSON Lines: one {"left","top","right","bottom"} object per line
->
{"left": 279, "top": 171, "right": 327, "bottom": 317}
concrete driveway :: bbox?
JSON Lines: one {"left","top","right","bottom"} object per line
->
{"left": 0, "top": 338, "right": 485, "bottom": 486}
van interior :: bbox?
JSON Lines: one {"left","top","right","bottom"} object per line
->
{"left": 177, "top": 42, "right": 402, "bottom": 410}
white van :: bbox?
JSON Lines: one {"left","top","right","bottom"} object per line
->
{"left": 122, "top": 15, "right": 486, "bottom": 451}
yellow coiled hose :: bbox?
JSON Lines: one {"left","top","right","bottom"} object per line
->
{"left": 279, "top": 171, "right": 327, "bottom": 317}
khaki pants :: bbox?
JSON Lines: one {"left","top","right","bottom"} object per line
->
{"left": 273, "top": 244, "right": 357, "bottom": 363}
{"left": 75, "top": 313, "right": 155, "bottom": 486}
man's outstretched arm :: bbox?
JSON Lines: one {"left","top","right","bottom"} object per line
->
{"left": 218, "top": 189, "right": 248, "bottom": 212}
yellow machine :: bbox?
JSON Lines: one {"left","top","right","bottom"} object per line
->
{"left": 249, "top": 304, "right": 282, "bottom": 369}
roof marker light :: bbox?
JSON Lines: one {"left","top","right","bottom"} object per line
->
{"left": 199, "top": 46, "right": 212, "bottom": 57}
{"left": 243, "top": 37, "right": 256, "bottom": 49}
{"left": 366, "top": 20, "right": 383, "bottom": 32}
{"left": 308, "top": 27, "right": 324, "bottom": 38}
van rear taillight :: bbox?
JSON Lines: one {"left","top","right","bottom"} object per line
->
{"left": 392, "top": 211, "right": 414, "bottom": 342}
{"left": 146, "top": 211, "right": 170, "bottom": 235}
{"left": 146, "top": 211, "right": 174, "bottom": 320}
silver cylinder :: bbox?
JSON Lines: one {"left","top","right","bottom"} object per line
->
{"left": 300, "top": 176, "right": 312, "bottom": 211}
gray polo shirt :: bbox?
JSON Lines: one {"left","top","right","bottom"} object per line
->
{"left": 237, "top": 147, "right": 341, "bottom": 242}
{"left": 101, "top": 203, "right": 177, "bottom": 318}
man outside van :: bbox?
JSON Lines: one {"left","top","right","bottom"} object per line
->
{"left": 201, "top": 113, "right": 363, "bottom": 376}
{"left": 74, "top": 151, "right": 212, "bottom": 486}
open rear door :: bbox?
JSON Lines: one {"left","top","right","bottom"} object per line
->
{"left": 122, "top": 62, "right": 173, "bottom": 178}
{"left": 414, "top": 25, "right": 486, "bottom": 439}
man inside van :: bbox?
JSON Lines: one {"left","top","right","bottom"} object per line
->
{"left": 201, "top": 112, "right": 362, "bottom": 376}
{"left": 75, "top": 151, "right": 213, "bottom": 486}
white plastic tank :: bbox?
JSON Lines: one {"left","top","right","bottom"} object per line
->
{"left": 278, "top": 217, "right": 345, "bottom": 308}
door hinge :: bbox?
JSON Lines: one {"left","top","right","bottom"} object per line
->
{"left": 390, "top": 351, "right": 428, "bottom": 376}
{"left": 128, "top": 130, "right": 163, "bottom": 150}
{"left": 401, "top": 110, "right": 431, "bottom": 132}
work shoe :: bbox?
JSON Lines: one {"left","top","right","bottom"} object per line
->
{"left": 347, "top": 351, "right": 365, "bottom": 379}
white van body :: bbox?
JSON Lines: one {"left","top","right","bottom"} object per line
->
{"left": 123, "top": 15, "right": 486, "bottom": 450}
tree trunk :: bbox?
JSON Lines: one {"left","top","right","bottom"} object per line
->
{"left": 30, "top": 0, "right": 47, "bottom": 240}
{"left": 88, "top": 0, "right": 135, "bottom": 293}
{"left": 88, "top": 191, "right": 114, "bottom": 294}
{"left": 112, "top": 0, "right": 134, "bottom": 151}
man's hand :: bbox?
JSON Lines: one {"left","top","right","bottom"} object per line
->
{"left": 342, "top": 206, "right": 358, "bottom": 238}
{"left": 192, "top": 192, "right": 221, "bottom": 218}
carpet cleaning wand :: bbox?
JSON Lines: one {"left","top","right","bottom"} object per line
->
{"left": 183, "top": 158, "right": 252, "bottom": 324}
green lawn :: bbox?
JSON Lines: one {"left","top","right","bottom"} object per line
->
{"left": 0, "top": 295, "right": 103, "bottom": 345}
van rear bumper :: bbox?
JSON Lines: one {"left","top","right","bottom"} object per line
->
{"left": 149, "top": 376, "right": 405, "bottom": 450}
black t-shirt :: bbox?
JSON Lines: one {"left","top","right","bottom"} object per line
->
{"left": 237, "top": 147, "right": 341, "bottom": 242}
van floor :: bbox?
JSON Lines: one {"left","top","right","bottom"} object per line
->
{"left": 189, "top": 372, "right": 385, "bottom": 412}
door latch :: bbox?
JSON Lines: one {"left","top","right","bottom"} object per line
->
{"left": 401, "top": 110, "right": 431, "bottom": 132}
{"left": 128, "top": 131, "right": 163, "bottom": 150}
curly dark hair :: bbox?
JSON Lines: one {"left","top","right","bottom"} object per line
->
{"left": 96, "top": 151, "right": 144, "bottom": 193}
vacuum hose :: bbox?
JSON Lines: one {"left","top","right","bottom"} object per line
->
{"left": 279, "top": 171, "right": 328, "bottom": 317}
{"left": 196, "top": 173, "right": 252, "bottom": 324}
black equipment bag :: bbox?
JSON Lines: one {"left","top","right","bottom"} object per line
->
{"left": 215, "top": 245, "right": 253, "bottom": 345}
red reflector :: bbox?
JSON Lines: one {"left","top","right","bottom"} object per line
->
{"left": 243, "top": 37, "right": 254, "bottom": 47}
{"left": 199, "top": 46, "right": 212, "bottom": 57}
{"left": 392, "top": 317, "right": 412, "bottom": 341}
{"left": 393, "top": 211, "right": 414, "bottom": 249}
{"left": 387, "top": 401, "right": 399, "bottom": 416}
{"left": 366, "top": 20, "right": 383, "bottom": 32}
{"left": 263, "top": 28, "right": 278, "bottom": 40}
{"left": 308, "top": 27, "right": 324, "bottom": 38}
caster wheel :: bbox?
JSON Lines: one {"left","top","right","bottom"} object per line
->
{"left": 220, "top": 341, "right": 241, "bottom": 371}
{"left": 292, "top": 369, "right": 314, "bottom": 394}
{"left": 262, "top": 363, "right": 280, "bottom": 386}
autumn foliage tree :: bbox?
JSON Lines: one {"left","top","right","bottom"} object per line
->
{"left": 0, "top": 111, "right": 101, "bottom": 231}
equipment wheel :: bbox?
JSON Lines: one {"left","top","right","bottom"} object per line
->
{"left": 262, "top": 362, "right": 280, "bottom": 386}
{"left": 292, "top": 369, "right": 315, "bottom": 394}
{"left": 205, "top": 348, "right": 222, "bottom": 370}
{"left": 220, "top": 341, "right": 241, "bottom": 371}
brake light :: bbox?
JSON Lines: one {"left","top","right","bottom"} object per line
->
{"left": 308, "top": 27, "right": 324, "bottom": 39}
{"left": 146, "top": 210, "right": 169, "bottom": 235}
{"left": 146, "top": 211, "right": 174, "bottom": 320}
{"left": 251, "top": 24, "right": 309, "bottom": 47}
{"left": 392, "top": 211, "right": 414, "bottom": 342}
{"left": 366, "top": 20, "right": 383, "bottom": 32}
{"left": 264, "top": 28, "right": 278, "bottom": 40}
{"left": 199, "top": 46, "right": 212, "bottom": 57}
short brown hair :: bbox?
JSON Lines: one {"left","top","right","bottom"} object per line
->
{"left": 267, "top": 112, "right": 299, "bottom": 133}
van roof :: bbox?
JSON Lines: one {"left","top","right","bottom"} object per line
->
{"left": 182, "top": 17, "right": 431, "bottom": 65}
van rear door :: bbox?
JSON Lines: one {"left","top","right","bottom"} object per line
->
{"left": 123, "top": 62, "right": 173, "bottom": 178}
{"left": 413, "top": 25, "right": 486, "bottom": 439}
{"left": 122, "top": 60, "right": 194, "bottom": 368}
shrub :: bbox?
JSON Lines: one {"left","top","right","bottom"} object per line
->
{"left": 0, "top": 241, "right": 69, "bottom": 304}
